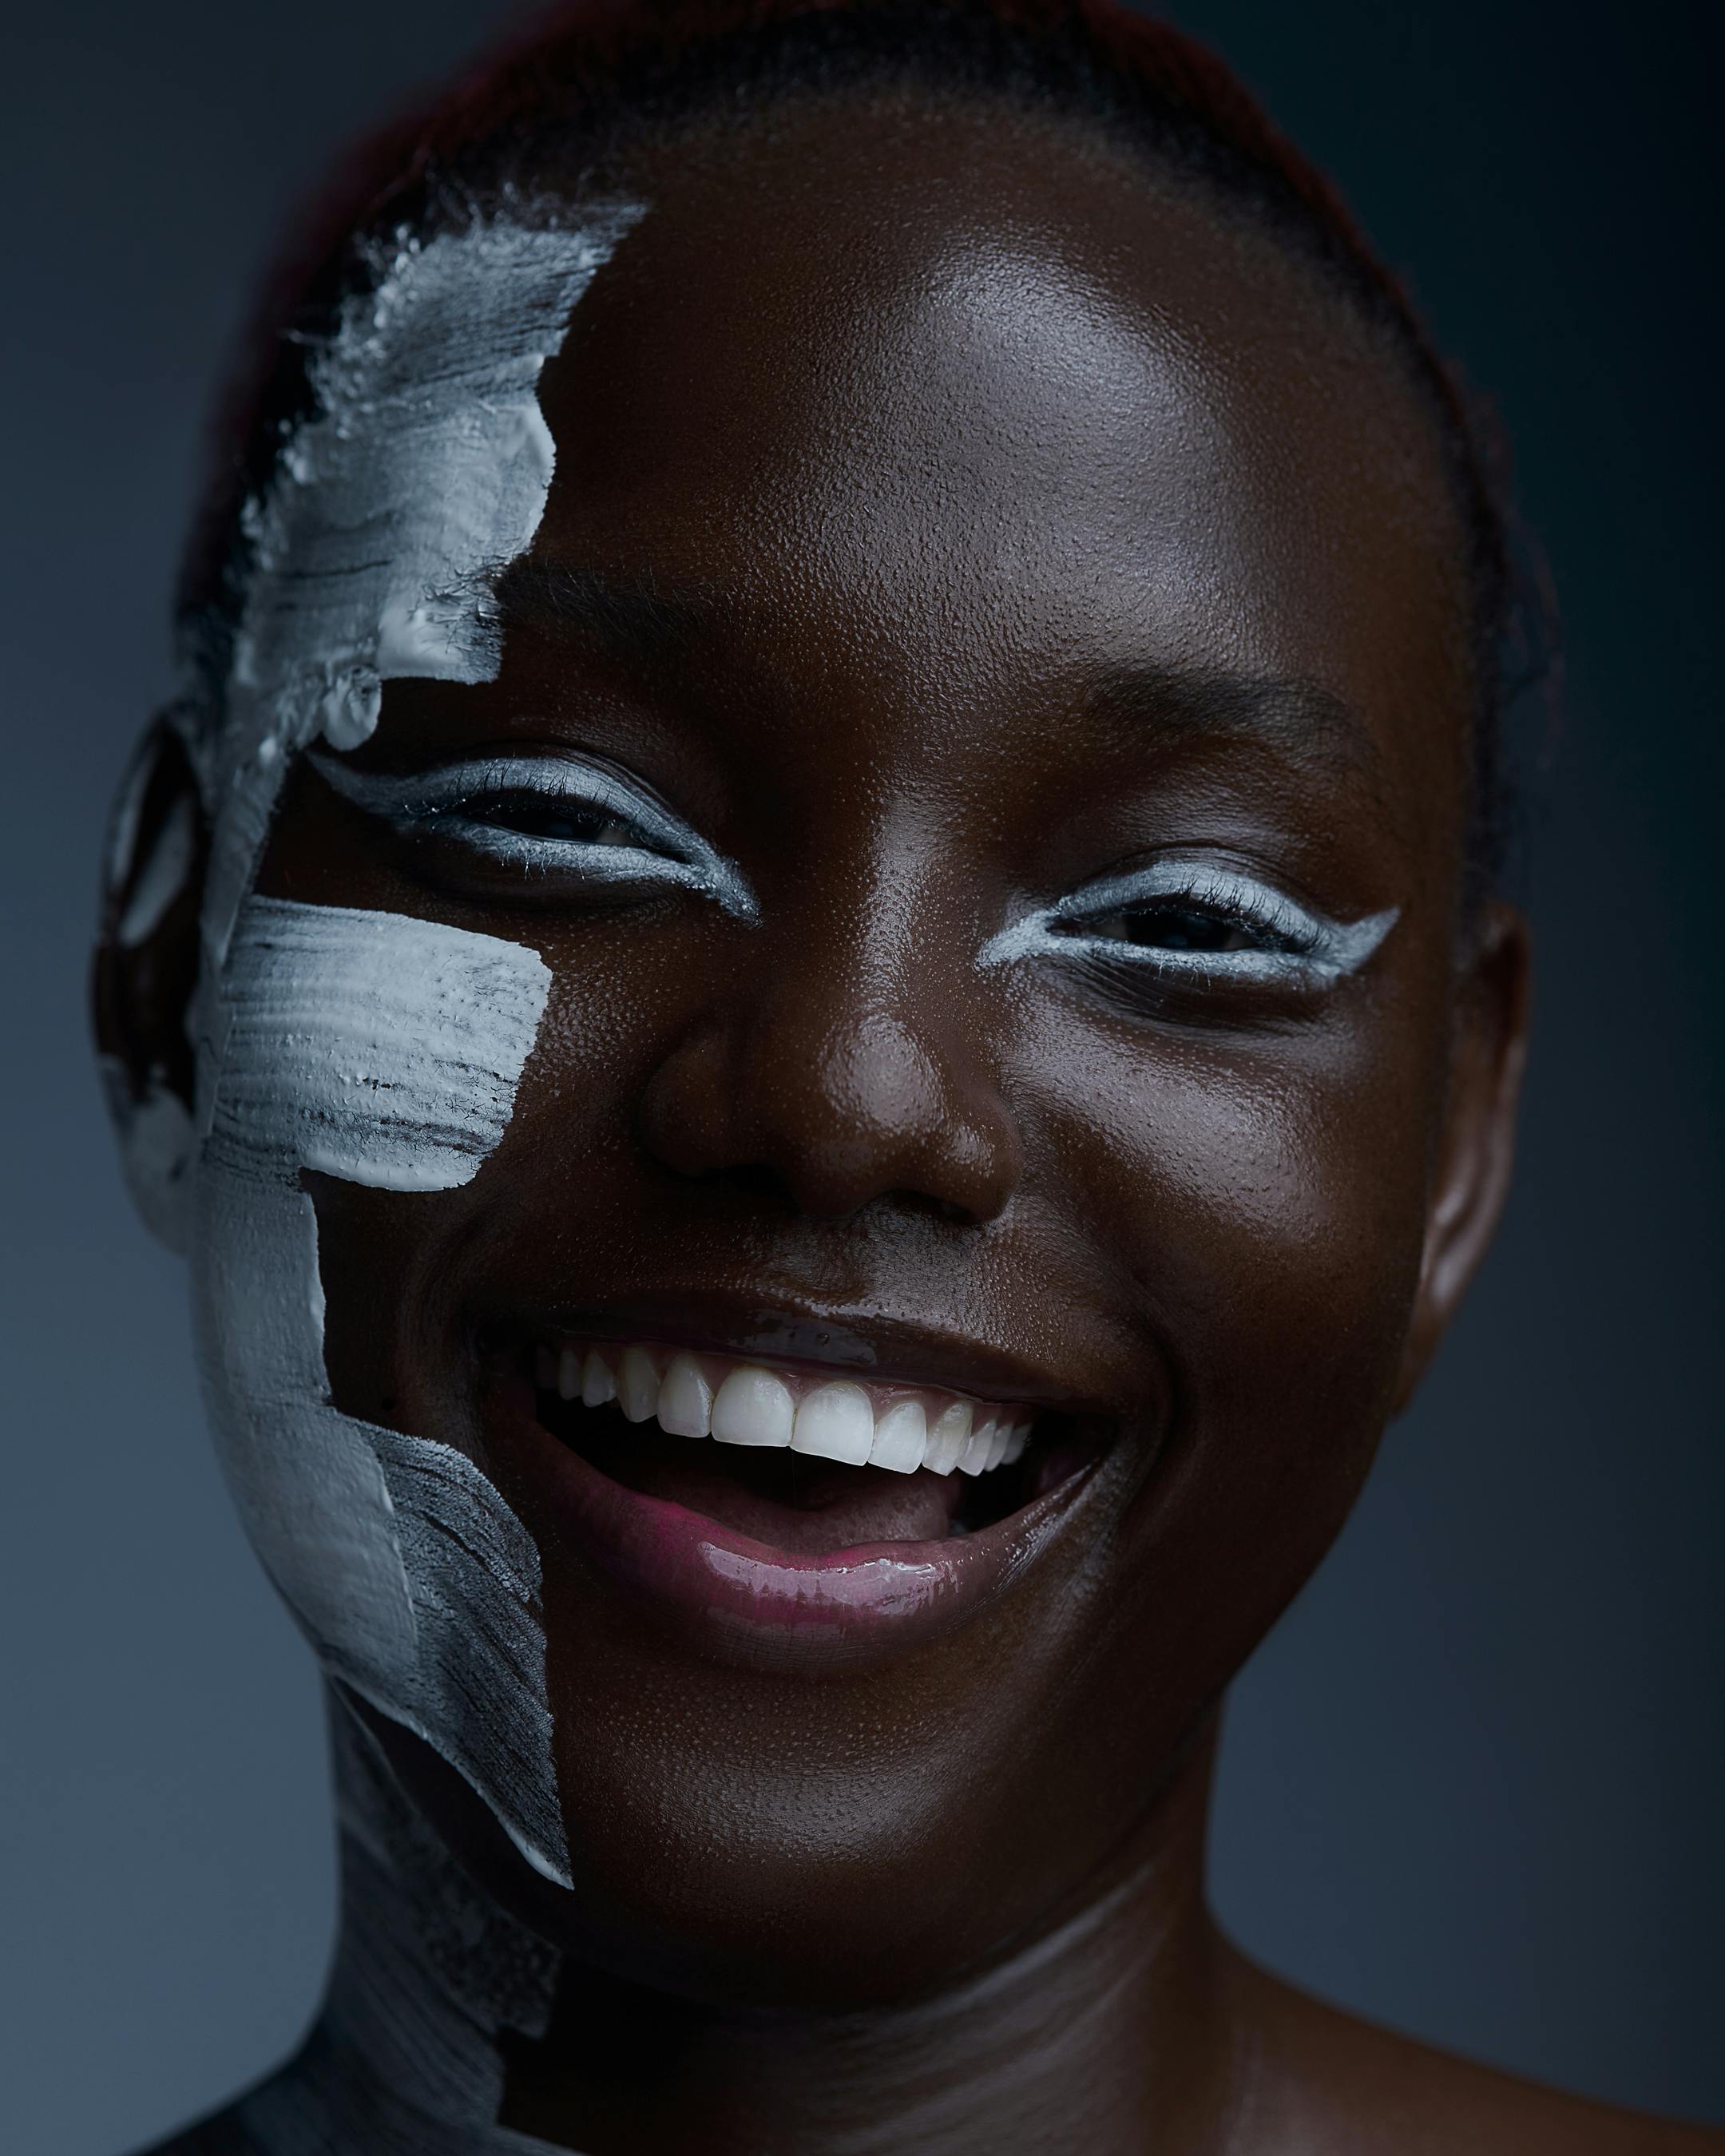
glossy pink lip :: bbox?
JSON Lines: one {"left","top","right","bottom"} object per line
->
{"left": 506, "top": 1397, "right": 1107, "bottom": 1674}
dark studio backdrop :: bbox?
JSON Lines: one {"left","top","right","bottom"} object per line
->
{"left": 2, "top": 2, "right": 1719, "bottom": 2148}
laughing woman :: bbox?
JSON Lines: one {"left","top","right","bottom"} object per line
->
{"left": 94, "top": 2, "right": 1719, "bottom": 2151}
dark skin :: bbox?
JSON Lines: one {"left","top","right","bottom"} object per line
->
{"left": 101, "top": 89, "right": 1719, "bottom": 2156}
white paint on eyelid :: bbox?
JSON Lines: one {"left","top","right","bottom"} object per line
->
{"left": 977, "top": 872, "right": 1398, "bottom": 985}
{"left": 309, "top": 747, "right": 762, "bottom": 921}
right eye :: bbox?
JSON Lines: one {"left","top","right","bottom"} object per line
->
{"left": 308, "top": 750, "right": 759, "bottom": 923}
{"left": 447, "top": 790, "right": 644, "bottom": 849}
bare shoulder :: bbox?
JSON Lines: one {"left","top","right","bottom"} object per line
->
{"left": 1225, "top": 1951, "right": 1723, "bottom": 2155}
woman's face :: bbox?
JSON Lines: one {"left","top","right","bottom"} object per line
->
{"left": 176, "top": 98, "right": 1525, "bottom": 2002}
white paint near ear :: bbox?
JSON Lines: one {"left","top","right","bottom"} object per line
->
{"left": 97, "top": 1057, "right": 196, "bottom": 1255}
{"left": 105, "top": 212, "right": 641, "bottom": 1249}
{"left": 116, "top": 791, "right": 197, "bottom": 948}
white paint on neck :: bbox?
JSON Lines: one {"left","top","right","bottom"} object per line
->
{"left": 219, "top": 1695, "right": 569, "bottom": 2153}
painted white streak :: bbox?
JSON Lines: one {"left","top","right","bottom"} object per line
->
{"left": 231, "top": 1704, "right": 563, "bottom": 2152}
{"left": 203, "top": 898, "right": 550, "bottom": 1190}
{"left": 199, "top": 212, "right": 642, "bottom": 981}
{"left": 97, "top": 1056, "right": 196, "bottom": 1254}
{"left": 102, "top": 212, "right": 648, "bottom": 2122}
{"left": 116, "top": 791, "right": 196, "bottom": 947}
{"left": 193, "top": 895, "right": 564, "bottom": 1882}
{"left": 112, "top": 213, "right": 640, "bottom": 1251}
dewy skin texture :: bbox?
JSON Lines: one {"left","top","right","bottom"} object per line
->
{"left": 103, "top": 212, "right": 644, "bottom": 2144}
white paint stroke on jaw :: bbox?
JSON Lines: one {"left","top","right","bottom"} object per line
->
{"left": 194, "top": 895, "right": 562, "bottom": 1883}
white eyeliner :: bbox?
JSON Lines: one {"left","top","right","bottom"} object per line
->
{"left": 310, "top": 748, "right": 759, "bottom": 921}
{"left": 978, "top": 861, "right": 1398, "bottom": 988}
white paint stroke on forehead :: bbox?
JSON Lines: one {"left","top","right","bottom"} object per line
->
{"left": 198, "top": 209, "right": 643, "bottom": 982}
{"left": 194, "top": 896, "right": 565, "bottom": 1881}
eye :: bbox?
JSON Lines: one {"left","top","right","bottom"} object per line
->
{"left": 308, "top": 750, "right": 758, "bottom": 923}
{"left": 451, "top": 790, "right": 642, "bottom": 850}
{"left": 1084, "top": 900, "right": 1267, "bottom": 957}
{"left": 978, "top": 858, "right": 1396, "bottom": 1005}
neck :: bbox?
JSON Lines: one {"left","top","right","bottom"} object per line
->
{"left": 234, "top": 1694, "right": 560, "bottom": 2153}
{"left": 245, "top": 1695, "right": 1243, "bottom": 2156}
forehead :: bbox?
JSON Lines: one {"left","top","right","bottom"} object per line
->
{"left": 525, "top": 92, "right": 1469, "bottom": 791}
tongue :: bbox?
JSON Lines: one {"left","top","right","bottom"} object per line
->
{"left": 574, "top": 1418, "right": 965, "bottom": 1553}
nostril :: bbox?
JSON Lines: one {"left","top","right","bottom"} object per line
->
{"left": 638, "top": 998, "right": 1021, "bottom": 1226}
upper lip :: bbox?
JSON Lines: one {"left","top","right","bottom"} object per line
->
{"left": 475, "top": 1284, "right": 1133, "bottom": 1418}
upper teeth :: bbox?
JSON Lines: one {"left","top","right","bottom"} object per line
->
{"left": 533, "top": 1340, "right": 1033, "bottom": 1478}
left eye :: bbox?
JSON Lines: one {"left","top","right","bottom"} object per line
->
{"left": 978, "top": 859, "right": 1397, "bottom": 1000}
{"left": 1084, "top": 902, "right": 1267, "bottom": 957}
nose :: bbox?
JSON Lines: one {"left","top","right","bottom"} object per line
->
{"left": 636, "top": 890, "right": 1022, "bottom": 1225}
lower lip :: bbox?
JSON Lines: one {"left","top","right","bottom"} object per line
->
{"left": 510, "top": 1413, "right": 1102, "bottom": 1673}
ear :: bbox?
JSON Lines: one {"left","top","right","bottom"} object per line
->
{"left": 1392, "top": 901, "right": 1532, "bottom": 1413}
{"left": 92, "top": 719, "right": 208, "bottom": 1253}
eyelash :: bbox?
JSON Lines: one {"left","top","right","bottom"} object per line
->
{"left": 978, "top": 863, "right": 1396, "bottom": 994}
{"left": 309, "top": 751, "right": 759, "bottom": 922}
{"left": 313, "top": 753, "right": 1393, "bottom": 997}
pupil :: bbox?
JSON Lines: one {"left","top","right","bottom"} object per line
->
{"left": 1127, "top": 906, "right": 1236, "bottom": 953}
{"left": 484, "top": 799, "right": 609, "bottom": 843}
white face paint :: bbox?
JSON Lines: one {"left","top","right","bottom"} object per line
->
{"left": 195, "top": 894, "right": 561, "bottom": 1878}
{"left": 106, "top": 213, "right": 644, "bottom": 1915}
{"left": 978, "top": 858, "right": 1397, "bottom": 992}
{"left": 198, "top": 212, "right": 640, "bottom": 975}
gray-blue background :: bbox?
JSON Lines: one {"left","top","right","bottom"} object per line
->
{"left": 2, "top": 2, "right": 1719, "bottom": 2148}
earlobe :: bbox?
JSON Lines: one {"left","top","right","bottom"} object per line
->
{"left": 93, "top": 719, "right": 209, "bottom": 1253}
{"left": 1392, "top": 902, "right": 1532, "bottom": 1413}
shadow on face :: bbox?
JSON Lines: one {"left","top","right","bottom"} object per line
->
{"left": 116, "top": 86, "right": 1525, "bottom": 2011}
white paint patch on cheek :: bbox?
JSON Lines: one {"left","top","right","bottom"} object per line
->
{"left": 194, "top": 894, "right": 567, "bottom": 1882}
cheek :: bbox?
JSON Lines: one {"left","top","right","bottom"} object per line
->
{"left": 1021, "top": 999, "right": 1439, "bottom": 1488}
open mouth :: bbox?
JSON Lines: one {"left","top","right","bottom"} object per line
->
{"left": 493, "top": 1330, "right": 1118, "bottom": 1664}
{"left": 526, "top": 1337, "right": 1102, "bottom": 1552}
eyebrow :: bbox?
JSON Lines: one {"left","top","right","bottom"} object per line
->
{"left": 1083, "top": 664, "right": 1386, "bottom": 781}
{"left": 489, "top": 557, "right": 1386, "bottom": 781}
{"left": 487, "top": 557, "right": 723, "bottom": 663}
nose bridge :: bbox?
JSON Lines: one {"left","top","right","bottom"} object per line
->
{"left": 639, "top": 829, "right": 1021, "bottom": 1223}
